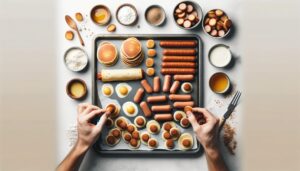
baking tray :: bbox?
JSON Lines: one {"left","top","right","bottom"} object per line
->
{"left": 92, "top": 34, "right": 204, "bottom": 155}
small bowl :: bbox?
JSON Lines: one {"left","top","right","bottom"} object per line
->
{"left": 208, "top": 44, "right": 232, "bottom": 68}
{"left": 202, "top": 9, "right": 232, "bottom": 38}
{"left": 66, "top": 78, "right": 87, "bottom": 100}
{"left": 145, "top": 5, "right": 166, "bottom": 26}
{"left": 116, "top": 3, "right": 138, "bottom": 26}
{"left": 90, "top": 5, "right": 111, "bottom": 26}
{"left": 173, "top": 1, "right": 203, "bottom": 30}
{"left": 64, "top": 47, "right": 88, "bottom": 72}
{"left": 209, "top": 72, "right": 231, "bottom": 94}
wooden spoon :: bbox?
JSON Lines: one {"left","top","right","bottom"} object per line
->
{"left": 65, "top": 15, "right": 85, "bottom": 46}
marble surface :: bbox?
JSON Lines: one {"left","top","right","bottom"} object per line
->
{"left": 56, "top": 0, "right": 242, "bottom": 170}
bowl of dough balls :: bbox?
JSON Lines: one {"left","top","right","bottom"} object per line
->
{"left": 173, "top": 1, "right": 203, "bottom": 30}
{"left": 202, "top": 9, "right": 233, "bottom": 38}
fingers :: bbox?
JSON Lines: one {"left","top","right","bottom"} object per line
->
{"left": 77, "top": 103, "right": 90, "bottom": 114}
{"left": 95, "top": 113, "right": 108, "bottom": 133}
{"left": 186, "top": 111, "right": 200, "bottom": 131}
{"left": 85, "top": 109, "right": 103, "bottom": 121}
{"left": 82, "top": 105, "right": 99, "bottom": 115}
{"left": 192, "top": 107, "right": 215, "bottom": 121}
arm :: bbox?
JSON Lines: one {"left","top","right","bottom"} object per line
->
{"left": 187, "top": 108, "right": 229, "bottom": 171}
{"left": 57, "top": 103, "right": 109, "bottom": 171}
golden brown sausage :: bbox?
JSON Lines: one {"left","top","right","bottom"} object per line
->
{"left": 153, "top": 76, "right": 160, "bottom": 93}
{"left": 140, "top": 101, "right": 152, "bottom": 117}
{"left": 147, "top": 95, "right": 167, "bottom": 103}
{"left": 170, "top": 81, "right": 180, "bottom": 94}
{"left": 173, "top": 101, "right": 195, "bottom": 109}
{"left": 162, "top": 62, "right": 196, "bottom": 68}
{"left": 134, "top": 88, "right": 145, "bottom": 103}
{"left": 159, "top": 41, "right": 197, "bottom": 48}
{"left": 173, "top": 75, "right": 194, "bottom": 81}
{"left": 163, "top": 75, "right": 171, "bottom": 93}
{"left": 140, "top": 79, "right": 153, "bottom": 93}
{"left": 154, "top": 114, "right": 173, "bottom": 122}
{"left": 169, "top": 94, "right": 192, "bottom": 101}
{"left": 151, "top": 105, "right": 171, "bottom": 112}
{"left": 162, "top": 56, "right": 196, "bottom": 62}
{"left": 161, "top": 68, "right": 196, "bottom": 75}
{"left": 163, "top": 49, "right": 196, "bottom": 56}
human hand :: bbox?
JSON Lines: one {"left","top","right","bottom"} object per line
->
{"left": 186, "top": 108, "right": 220, "bottom": 151}
{"left": 76, "top": 103, "right": 109, "bottom": 150}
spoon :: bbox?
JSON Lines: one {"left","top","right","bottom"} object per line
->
{"left": 65, "top": 15, "right": 85, "bottom": 46}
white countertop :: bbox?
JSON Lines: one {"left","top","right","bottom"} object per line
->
{"left": 56, "top": 0, "right": 242, "bottom": 170}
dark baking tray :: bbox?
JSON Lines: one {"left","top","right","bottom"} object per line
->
{"left": 92, "top": 34, "right": 204, "bottom": 155}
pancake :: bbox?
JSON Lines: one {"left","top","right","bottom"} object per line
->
{"left": 97, "top": 41, "right": 118, "bottom": 66}
{"left": 178, "top": 133, "right": 193, "bottom": 150}
{"left": 122, "top": 37, "right": 142, "bottom": 58}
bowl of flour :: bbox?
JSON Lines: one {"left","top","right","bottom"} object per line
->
{"left": 64, "top": 47, "right": 88, "bottom": 72}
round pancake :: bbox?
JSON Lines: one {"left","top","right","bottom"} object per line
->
{"left": 121, "top": 38, "right": 141, "bottom": 59}
{"left": 97, "top": 42, "right": 118, "bottom": 65}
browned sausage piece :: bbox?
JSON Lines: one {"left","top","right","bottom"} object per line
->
{"left": 154, "top": 114, "right": 173, "bottom": 122}
{"left": 162, "top": 56, "right": 196, "bottom": 62}
{"left": 162, "top": 62, "right": 196, "bottom": 68}
{"left": 161, "top": 68, "right": 196, "bottom": 75}
{"left": 173, "top": 75, "right": 194, "bottom": 81}
{"left": 140, "top": 101, "right": 152, "bottom": 117}
{"left": 163, "top": 49, "right": 196, "bottom": 56}
{"left": 159, "top": 41, "right": 197, "bottom": 48}
{"left": 151, "top": 105, "right": 171, "bottom": 112}
{"left": 140, "top": 79, "right": 153, "bottom": 93}
{"left": 133, "top": 88, "right": 145, "bottom": 103}
{"left": 147, "top": 95, "right": 167, "bottom": 103}
{"left": 153, "top": 76, "right": 160, "bottom": 93}
{"left": 163, "top": 75, "right": 171, "bottom": 92}
{"left": 173, "top": 101, "right": 195, "bottom": 109}
{"left": 169, "top": 94, "right": 192, "bottom": 101}
{"left": 170, "top": 81, "right": 180, "bottom": 94}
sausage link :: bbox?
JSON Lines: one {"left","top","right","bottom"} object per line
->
{"left": 153, "top": 76, "right": 160, "bottom": 93}
{"left": 133, "top": 88, "right": 145, "bottom": 103}
{"left": 173, "top": 101, "right": 195, "bottom": 109}
{"left": 163, "top": 75, "right": 171, "bottom": 92}
{"left": 161, "top": 68, "right": 196, "bottom": 75}
{"left": 162, "top": 62, "right": 196, "bottom": 68}
{"left": 159, "top": 41, "right": 197, "bottom": 48}
{"left": 163, "top": 49, "right": 196, "bottom": 56}
{"left": 162, "top": 56, "right": 196, "bottom": 62}
{"left": 154, "top": 114, "right": 173, "bottom": 121}
{"left": 170, "top": 81, "right": 180, "bottom": 94}
{"left": 169, "top": 94, "right": 192, "bottom": 101}
{"left": 174, "top": 75, "right": 194, "bottom": 81}
{"left": 147, "top": 95, "right": 167, "bottom": 103}
{"left": 140, "top": 79, "right": 153, "bottom": 93}
{"left": 140, "top": 101, "right": 152, "bottom": 117}
{"left": 151, "top": 105, "right": 171, "bottom": 112}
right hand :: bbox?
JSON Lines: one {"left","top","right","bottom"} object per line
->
{"left": 186, "top": 108, "right": 220, "bottom": 150}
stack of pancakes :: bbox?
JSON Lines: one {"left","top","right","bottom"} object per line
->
{"left": 121, "top": 37, "right": 144, "bottom": 67}
{"left": 97, "top": 41, "right": 118, "bottom": 66}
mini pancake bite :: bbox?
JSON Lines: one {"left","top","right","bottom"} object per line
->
{"left": 170, "top": 127, "right": 181, "bottom": 140}
{"left": 115, "top": 117, "right": 128, "bottom": 130}
{"left": 148, "top": 138, "right": 158, "bottom": 149}
{"left": 178, "top": 133, "right": 193, "bottom": 150}
{"left": 131, "top": 131, "right": 140, "bottom": 140}
{"left": 109, "top": 128, "right": 122, "bottom": 139}
{"left": 146, "top": 120, "right": 161, "bottom": 134}
{"left": 180, "top": 118, "right": 190, "bottom": 128}
{"left": 140, "top": 132, "right": 151, "bottom": 144}
{"left": 126, "top": 123, "right": 137, "bottom": 133}
{"left": 134, "top": 116, "right": 146, "bottom": 128}
{"left": 106, "top": 103, "right": 120, "bottom": 118}
{"left": 129, "top": 138, "right": 141, "bottom": 149}
{"left": 122, "top": 132, "right": 132, "bottom": 143}
{"left": 122, "top": 102, "right": 138, "bottom": 117}
{"left": 173, "top": 111, "right": 187, "bottom": 122}
{"left": 181, "top": 82, "right": 193, "bottom": 93}
{"left": 101, "top": 84, "right": 114, "bottom": 97}
{"left": 146, "top": 39, "right": 155, "bottom": 49}
{"left": 116, "top": 83, "right": 132, "bottom": 98}
{"left": 165, "top": 139, "right": 175, "bottom": 149}
{"left": 162, "top": 131, "right": 172, "bottom": 140}
{"left": 105, "top": 134, "right": 120, "bottom": 147}
{"left": 105, "top": 118, "right": 114, "bottom": 128}
{"left": 184, "top": 106, "right": 193, "bottom": 113}
{"left": 162, "top": 121, "right": 176, "bottom": 131}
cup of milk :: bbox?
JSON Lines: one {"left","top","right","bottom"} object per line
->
{"left": 208, "top": 44, "right": 232, "bottom": 68}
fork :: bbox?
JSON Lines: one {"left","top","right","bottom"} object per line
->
{"left": 218, "top": 91, "right": 242, "bottom": 132}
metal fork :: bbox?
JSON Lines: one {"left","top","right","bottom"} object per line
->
{"left": 219, "top": 91, "right": 242, "bottom": 132}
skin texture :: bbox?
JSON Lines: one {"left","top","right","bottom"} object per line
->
{"left": 187, "top": 107, "right": 229, "bottom": 171}
{"left": 56, "top": 103, "right": 109, "bottom": 171}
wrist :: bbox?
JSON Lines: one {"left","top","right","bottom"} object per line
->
{"left": 204, "top": 144, "right": 221, "bottom": 160}
{"left": 74, "top": 139, "right": 90, "bottom": 154}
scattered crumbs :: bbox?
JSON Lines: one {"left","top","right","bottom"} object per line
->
{"left": 77, "top": 13, "right": 94, "bottom": 39}
{"left": 66, "top": 124, "right": 78, "bottom": 147}
{"left": 223, "top": 123, "right": 237, "bottom": 155}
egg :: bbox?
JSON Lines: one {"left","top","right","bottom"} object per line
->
{"left": 102, "top": 84, "right": 114, "bottom": 97}
{"left": 122, "top": 102, "right": 138, "bottom": 117}
{"left": 116, "top": 83, "right": 132, "bottom": 98}
{"left": 181, "top": 82, "right": 193, "bottom": 93}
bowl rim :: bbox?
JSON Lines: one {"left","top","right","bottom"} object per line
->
{"left": 209, "top": 72, "right": 231, "bottom": 94}
{"left": 90, "top": 4, "right": 111, "bottom": 26}
{"left": 116, "top": 3, "right": 138, "bottom": 26}
{"left": 172, "top": 0, "right": 203, "bottom": 30}
{"left": 208, "top": 44, "right": 232, "bottom": 68}
{"left": 144, "top": 4, "right": 166, "bottom": 27}
{"left": 66, "top": 78, "right": 87, "bottom": 100}
{"left": 202, "top": 8, "right": 232, "bottom": 38}
{"left": 63, "top": 46, "right": 88, "bottom": 72}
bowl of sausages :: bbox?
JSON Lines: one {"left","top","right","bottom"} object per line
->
{"left": 173, "top": 1, "right": 203, "bottom": 30}
{"left": 202, "top": 9, "right": 233, "bottom": 38}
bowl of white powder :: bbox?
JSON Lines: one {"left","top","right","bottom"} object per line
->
{"left": 64, "top": 47, "right": 88, "bottom": 72}
{"left": 116, "top": 3, "right": 138, "bottom": 26}
{"left": 208, "top": 44, "right": 232, "bottom": 68}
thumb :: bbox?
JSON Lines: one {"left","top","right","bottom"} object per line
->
{"left": 187, "top": 111, "right": 200, "bottom": 130}
{"left": 95, "top": 112, "right": 109, "bottom": 133}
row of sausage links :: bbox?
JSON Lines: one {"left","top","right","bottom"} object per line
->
{"left": 147, "top": 94, "right": 192, "bottom": 103}
{"left": 159, "top": 40, "right": 198, "bottom": 48}
{"left": 162, "top": 49, "right": 196, "bottom": 56}
{"left": 161, "top": 62, "right": 196, "bottom": 68}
